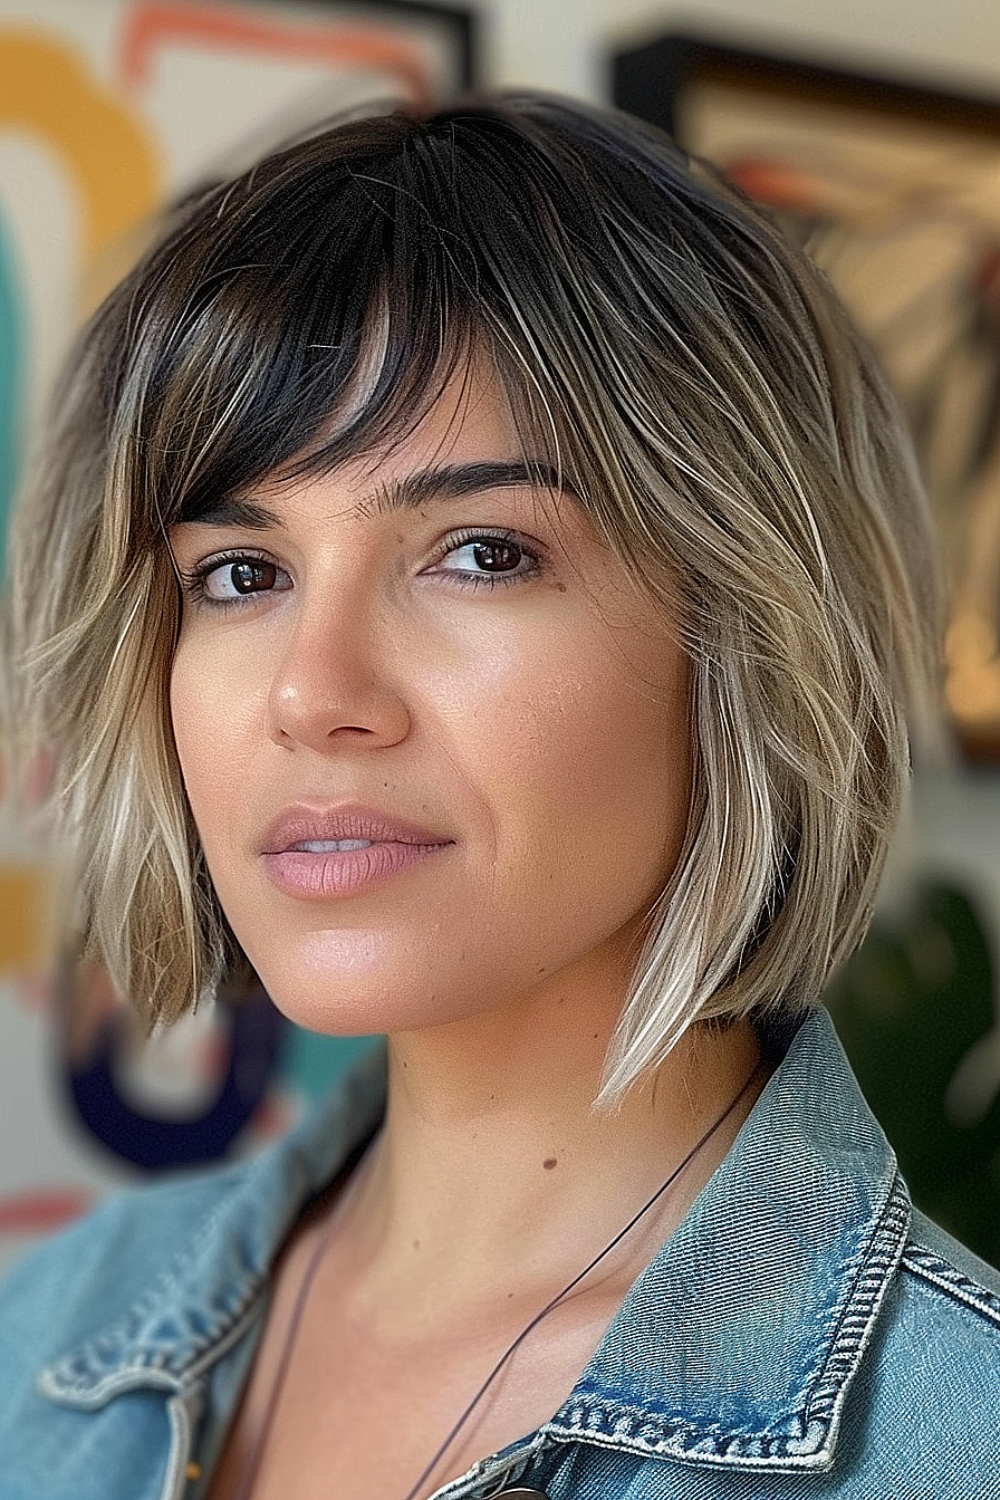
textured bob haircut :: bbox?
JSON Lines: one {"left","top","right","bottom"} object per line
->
{"left": 0, "top": 91, "right": 939, "bottom": 1102}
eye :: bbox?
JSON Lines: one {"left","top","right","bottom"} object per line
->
{"left": 430, "top": 530, "right": 542, "bottom": 588}
{"left": 182, "top": 552, "right": 290, "bottom": 606}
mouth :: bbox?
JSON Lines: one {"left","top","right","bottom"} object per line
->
{"left": 260, "top": 803, "right": 454, "bottom": 899}
{"left": 261, "top": 802, "right": 453, "bottom": 856}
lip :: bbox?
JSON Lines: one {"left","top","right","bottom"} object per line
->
{"left": 261, "top": 802, "right": 452, "bottom": 855}
{"left": 259, "top": 802, "right": 454, "bottom": 900}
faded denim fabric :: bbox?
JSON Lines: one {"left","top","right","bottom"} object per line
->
{"left": 1, "top": 1008, "right": 998, "bottom": 1500}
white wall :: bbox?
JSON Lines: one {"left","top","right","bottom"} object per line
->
{"left": 482, "top": 0, "right": 1000, "bottom": 98}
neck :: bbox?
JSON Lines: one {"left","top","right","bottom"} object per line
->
{"left": 337, "top": 967, "right": 764, "bottom": 1315}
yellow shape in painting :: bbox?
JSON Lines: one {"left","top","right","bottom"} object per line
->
{"left": 0, "top": 26, "right": 161, "bottom": 276}
{"left": 0, "top": 858, "right": 52, "bottom": 975}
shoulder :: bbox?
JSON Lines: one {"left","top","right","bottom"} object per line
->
{"left": 903, "top": 1207, "right": 1000, "bottom": 1307}
{"left": 0, "top": 1041, "right": 387, "bottom": 1374}
{"left": 831, "top": 1207, "right": 1000, "bottom": 1492}
{"left": 0, "top": 1156, "right": 255, "bottom": 1384}
{"left": 891, "top": 1207, "right": 1000, "bottom": 1375}
{"left": 0, "top": 1159, "right": 272, "bottom": 1500}
{"left": 0, "top": 1052, "right": 385, "bottom": 1435}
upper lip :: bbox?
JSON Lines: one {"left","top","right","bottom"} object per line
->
{"left": 261, "top": 803, "right": 453, "bottom": 854}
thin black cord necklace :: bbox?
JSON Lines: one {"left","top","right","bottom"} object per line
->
{"left": 230, "top": 1058, "right": 764, "bottom": 1500}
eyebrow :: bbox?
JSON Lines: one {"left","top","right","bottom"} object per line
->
{"left": 179, "top": 460, "right": 574, "bottom": 529}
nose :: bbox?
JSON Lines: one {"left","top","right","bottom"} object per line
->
{"left": 265, "top": 587, "right": 411, "bottom": 754}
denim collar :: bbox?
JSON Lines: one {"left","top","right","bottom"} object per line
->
{"left": 39, "top": 1008, "right": 909, "bottom": 1477}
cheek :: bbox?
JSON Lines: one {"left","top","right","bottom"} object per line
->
{"left": 168, "top": 642, "right": 258, "bottom": 834}
{"left": 551, "top": 685, "right": 690, "bottom": 869}
{"left": 468, "top": 626, "right": 693, "bottom": 902}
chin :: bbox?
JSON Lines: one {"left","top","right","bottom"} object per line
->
{"left": 245, "top": 940, "right": 471, "bottom": 1038}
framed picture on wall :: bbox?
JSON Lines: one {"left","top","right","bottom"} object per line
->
{"left": 613, "top": 33, "right": 1000, "bottom": 762}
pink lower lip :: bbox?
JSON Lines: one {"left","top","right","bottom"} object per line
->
{"left": 262, "top": 841, "right": 451, "bottom": 898}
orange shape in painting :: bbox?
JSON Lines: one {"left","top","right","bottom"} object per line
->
{"left": 0, "top": 26, "right": 161, "bottom": 268}
{"left": 119, "top": 1, "right": 435, "bottom": 107}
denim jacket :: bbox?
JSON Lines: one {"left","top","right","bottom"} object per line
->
{"left": 1, "top": 1008, "right": 999, "bottom": 1500}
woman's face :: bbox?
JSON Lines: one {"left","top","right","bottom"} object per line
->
{"left": 168, "top": 368, "right": 693, "bottom": 1039}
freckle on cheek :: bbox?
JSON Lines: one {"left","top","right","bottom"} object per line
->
{"left": 543, "top": 1157, "right": 558, "bottom": 1170}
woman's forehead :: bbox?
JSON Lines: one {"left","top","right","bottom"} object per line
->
{"left": 259, "top": 346, "right": 568, "bottom": 511}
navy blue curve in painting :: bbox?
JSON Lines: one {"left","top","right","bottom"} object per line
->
{"left": 63, "top": 987, "right": 288, "bottom": 1170}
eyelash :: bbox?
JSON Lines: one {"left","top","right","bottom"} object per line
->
{"left": 178, "top": 529, "right": 544, "bottom": 610}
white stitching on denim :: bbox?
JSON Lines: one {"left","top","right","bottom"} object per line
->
{"left": 801, "top": 1173, "right": 910, "bottom": 1434}
{"left": 902, "top": 1244, "right": 1000, "bottom": 1331}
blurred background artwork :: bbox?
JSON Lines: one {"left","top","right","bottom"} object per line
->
{"left": 614, "top": 31, "right": 1000, "bottom": 763}
{"left": 0, "top": 0, "right": 474, "bottom": 1275}
{"left": 1, "top": 0, "right": 1000, "bottom": 1278}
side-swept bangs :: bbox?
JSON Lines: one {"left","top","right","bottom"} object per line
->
{"left": 0, "top": 94, "right": 940, "bottom": 1102}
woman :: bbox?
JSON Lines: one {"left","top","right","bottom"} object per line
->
{"left": 0, "top": 92, "right": 997, "bottom": 1500}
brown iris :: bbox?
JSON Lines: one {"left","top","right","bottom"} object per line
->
{"left": 230, "top": 560, "right": 277, "bottom": 594}
{"left": 472, "top": 539, "right": 521, "bottom": 573}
